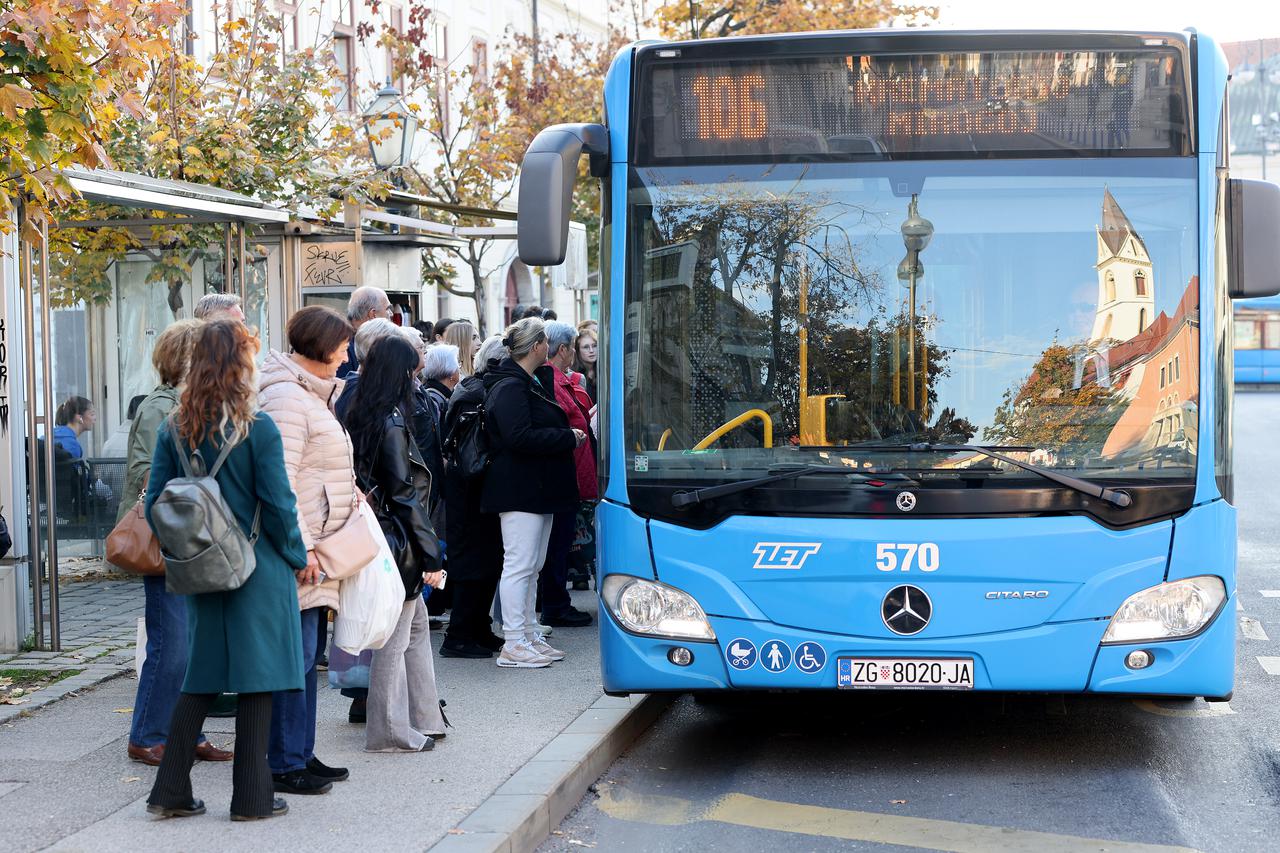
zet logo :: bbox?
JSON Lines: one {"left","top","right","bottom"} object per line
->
{"left": 752, "top": 542, "right": 822, "bottom": 570}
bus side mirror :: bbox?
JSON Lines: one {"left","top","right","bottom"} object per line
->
{"left": 1227, "top": 178, "right": 1280, "bottom": 299}
{"left": 517, "top": 123, "right": 609, "bottom": 267}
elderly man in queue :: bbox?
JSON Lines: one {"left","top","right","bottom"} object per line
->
{"left": 339, "top": 286, "right": 393, "bottom": 379}
{"left": 194, "top": 293, "right": 246, "bottom": 323}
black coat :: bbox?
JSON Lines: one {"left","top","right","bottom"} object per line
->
{"left": 410, "top": 384, "right": 444, "bottom": 510}
{"left": 354, "top": 408, "right": 439, "bottom": 599}
{"left": 480, "top": 358, "right": 579, "bottom": 515}
{"left": 441, "top": 375, "right": 502, "bottom": 582}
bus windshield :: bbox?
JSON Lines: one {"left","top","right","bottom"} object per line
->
{"left": 623, "top": 160, "right": 1199, "bottom": 484}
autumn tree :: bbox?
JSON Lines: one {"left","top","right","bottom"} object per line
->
{"left": 655, "top": 0, "right": 937, "bottom": 41}
{"left": 49, "top": 0, "right": 386, "bottom": 307}
{"left": 984, "top": 342, "right": 1127, "bottom": 462}
{"left": 0, "top": 0, "right": 180, "bottom": 236}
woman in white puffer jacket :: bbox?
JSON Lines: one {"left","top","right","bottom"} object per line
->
{"left": 258, "top": 306, "right": 357, "bottom": 796}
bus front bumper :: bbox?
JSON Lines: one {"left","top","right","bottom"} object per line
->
{"left": 599, "top": 594, "right": 1236, "bottom": 698}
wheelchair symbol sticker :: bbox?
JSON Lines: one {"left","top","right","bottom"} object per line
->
{"left": 794, "top": 642, "right": 826, "bottom": 674}
{"left": 761, "top": 639, "right": 792, "bottom": 673}
{"left": 726, "top": 638, "right": 757, "bottom": 670}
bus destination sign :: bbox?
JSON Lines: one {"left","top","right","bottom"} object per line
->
{"left": 639, "top": 48, "right": 1190, "bottom": 161}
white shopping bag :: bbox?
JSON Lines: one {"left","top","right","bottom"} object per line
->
{"left": 334, "top": 501, "right": 403, "bottom": 653}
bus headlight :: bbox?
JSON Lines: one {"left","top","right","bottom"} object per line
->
{"left": 1101, "top": 576, "right": 1227, "bottom": 644}
{"left": 601, "top": 575, "right": 716, "bottom": 641}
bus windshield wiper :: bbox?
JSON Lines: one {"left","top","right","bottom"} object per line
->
{"left": 849, "top": 443, "right": 1133, "bottom": 509}
{"left": 671, "top": 465, "right": 904, "bottom": 508}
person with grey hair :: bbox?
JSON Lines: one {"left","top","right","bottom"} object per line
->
{"left": 534, "top": 322, "right": 596, "bottom": 629}
{"left": 438, "top": 335, "right": 508, "bottom": 659}
{"left": 334, "top": 318, "right": 401, "bottom": 423}
{"left": 338, "top": 286, "right": 392, "bottom": 379}
{"left": 480, "top": 317, "right": 585, "bottom": 668}
{"left": 194, "top": 293, "right": 245, "bottom": 322}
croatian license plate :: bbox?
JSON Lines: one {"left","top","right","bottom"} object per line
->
{"left": 837, "top": 657, "right": 974, "bottom": 689}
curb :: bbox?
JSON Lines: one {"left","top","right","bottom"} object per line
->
{"left": 428, "top": 692, "right": 672, "bottom": 853}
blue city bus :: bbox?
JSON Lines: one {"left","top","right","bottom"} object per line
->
{"left": 517, "top": 29, "right": 1280, "bottom": 698}
{"left": 1233, "top": 296, "right": 1280, "bottom": 384}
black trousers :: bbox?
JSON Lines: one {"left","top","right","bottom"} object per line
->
{"left": 537, "top": 510, "right": 577, "bottom": 617}
{"left": 148, "top": 691, "right": 274, "bottom": 817}
{"left": 445, "top": 575, "right": 501, "bottom": 646}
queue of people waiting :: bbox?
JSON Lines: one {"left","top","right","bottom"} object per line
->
{"left": 99, "top": 288, "right": 600, "bottom": 820}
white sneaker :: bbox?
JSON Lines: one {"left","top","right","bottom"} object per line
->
{"left": 528, "top": 634, "right": 565, "bottom": 662}
{"left": 536, "top": 622, "right": 553, "bottom": 637}
{"left": 496, "top": 640, "right": 553, "bottom": 668}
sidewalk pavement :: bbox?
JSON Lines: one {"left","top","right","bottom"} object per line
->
{"left": 0, "top": 579, "right": 144, "bottom": 720}
{"left": 0, "top": 589, "right": 609, "bottom": 852}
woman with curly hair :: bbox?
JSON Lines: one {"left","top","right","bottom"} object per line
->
{"left": 144, "top": 320, "right": 309, "bottom": 821}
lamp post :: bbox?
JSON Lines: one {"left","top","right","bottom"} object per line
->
{"left": 362, "top": 81, "right": 419, "bottom": 174}
{"left": 898, "top": 194, "right": 934, "bottom": 414}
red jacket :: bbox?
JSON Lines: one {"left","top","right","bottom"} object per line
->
{"left": 548, "top": 364, "right": 598, "bottom": 500}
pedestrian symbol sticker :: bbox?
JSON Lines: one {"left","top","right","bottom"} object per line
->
{"left": 761, "top": 639, "right": 792, "bottom": 673}
{"left": 726, "top": 638, "right": 757, "bottom": 670}
{"left": 795, "top": 642, "right": 826, "bottom": 674}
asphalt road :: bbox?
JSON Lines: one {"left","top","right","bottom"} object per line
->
{"left": 541, "top": 392, "right": 1280, "bottom": 853}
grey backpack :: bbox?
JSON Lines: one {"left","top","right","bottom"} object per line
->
{"left": 152, "top": 423, "right": 261, "bottom": 595}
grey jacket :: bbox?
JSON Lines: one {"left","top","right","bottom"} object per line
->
{"left": 117, "top": 385, "right": 180, "bottom": 523}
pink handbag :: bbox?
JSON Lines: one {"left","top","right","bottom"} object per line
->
{"left": 313, "top": 492, "right": 380, "bottom": 580}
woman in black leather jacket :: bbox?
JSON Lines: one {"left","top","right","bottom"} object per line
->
{"left": 343, "top": 335, "right": 447, "bottom": 752}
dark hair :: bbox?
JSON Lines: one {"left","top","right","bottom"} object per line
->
{"left": 342, "top": 335, "right": 420, "bottom": 466}
{"left": 288, "top": 305, "right": 354, "bottom": 361}
{"left": 126, "top": 395, "right": 148, "bottom": 421}
{"left": 433, "top": 318, "right": 455, "bottom": 339}
{"left": 55, "top": 396, "right": 93, "bottom": 426}
{"left": 521, "top": 304, "right": 546, "bottom": 319}
{"left": 413, "top": 320, "right": 436, "bottom": 338}
{"left": 542, "top": 309, "right": 557, "bottom": 321}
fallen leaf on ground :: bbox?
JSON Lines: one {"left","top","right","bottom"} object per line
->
{"left": 891, "top": 799, "right": 908, "bottom": 805}
{"left": 122, "top": 777, "right": 141, "bottom": 783}
{"left": 0, "top": 696, "right": 27, "bottom": 705}
{"left": 112, "top": 708, "right": 133, "bottom": 714}
{"left": 552, "top": 830, "right": 565, "bottom": 836}
{"left": 446, "top": 829, "right": 468, "bottom": 835}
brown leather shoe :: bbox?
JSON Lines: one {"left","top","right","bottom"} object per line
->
{"left": 128, "top": 742, "right": 164, "bottom": 766}
{"left": 195, "top": 741, "right": 233, "bottom": 762}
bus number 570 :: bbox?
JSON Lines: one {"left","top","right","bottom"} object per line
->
{"left": 875, "top": 543, "right": 940, "bottom": 572}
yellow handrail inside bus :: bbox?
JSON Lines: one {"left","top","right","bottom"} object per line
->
{"left": 693, "top": 409, "right": 774, "bottom": 451}
{"left": 658, "top": 428, "right": 673, "bottom": 451}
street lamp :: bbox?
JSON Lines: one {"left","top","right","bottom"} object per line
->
{"left": 897, "top": 194, "right": 934, "bottom": 414}
{"left": 362, "top": 81, "right": 419, "bottom": 171}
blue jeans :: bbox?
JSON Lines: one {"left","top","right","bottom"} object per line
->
{"left": 268, "top": 606, "right": 320, "bottom": 774}
{"left": 130, "top": 575, "right": 204, "bottom": 747}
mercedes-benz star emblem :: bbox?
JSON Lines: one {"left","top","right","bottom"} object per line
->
{"left": 882, "top": 585, "right": 932, "bottom": 635}
{"left": 895, "top": 491, "right": 917, "bottom": 512}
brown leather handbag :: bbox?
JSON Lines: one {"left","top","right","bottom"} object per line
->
{"left": 105, "top": 493, "right": 164, "bottom": 576}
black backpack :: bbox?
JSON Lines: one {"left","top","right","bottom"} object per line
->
{"left": 443, "top": 403, "right": 491, "bottom": 480}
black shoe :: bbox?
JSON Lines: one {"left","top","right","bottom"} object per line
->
{"left": 572, "top": 580, "right": 589, "bottom": 591}
{"left": 479, "top": 633, "right": 505, "bottom": 652}
{"left": 440, "top": 640, "right": 493, "bottom": 659}
{"left": 231, "top": 797, "right": 289, "bottom": 821}
{"left": 542, "top": 607, "right": 593, "bottom": 628}
{"left": 348, "top": 697, "right": 366, "bottom": 724}
{"left": 306, "top": 757, "right": 349, "bottom": 782}
{"left": 147, "top": 799, "right": 206, "bottom": 818}
{"left": 272, "top": 770, "right": 332, "bottom": 795}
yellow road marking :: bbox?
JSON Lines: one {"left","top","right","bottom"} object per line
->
{"left": 596, "top": 784, "right": 1200, "bottom": 853}
{"left": 1132, "top": 699, "right": 1236, "bottom": 718}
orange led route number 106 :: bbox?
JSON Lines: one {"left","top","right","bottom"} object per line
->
{"left": 690, "top": 73, "right": 767, "bottom": 140}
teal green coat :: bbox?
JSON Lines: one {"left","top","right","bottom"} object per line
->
{"left": 145, "top": 413, "right": 307, "bottom": 695}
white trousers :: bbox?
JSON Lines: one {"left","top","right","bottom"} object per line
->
{"left": 498, "top": 511, "right": 555, "bottom": 642}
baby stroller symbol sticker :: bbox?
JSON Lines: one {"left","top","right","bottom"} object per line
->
{"left": 761, "top": 639, "right": 792, "bottom": 673}
{"left": 795, "top": 642, "right": 826, "bottom": 674}
{"left": 726, "top": 638, "right": 757, "bottom": 670}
